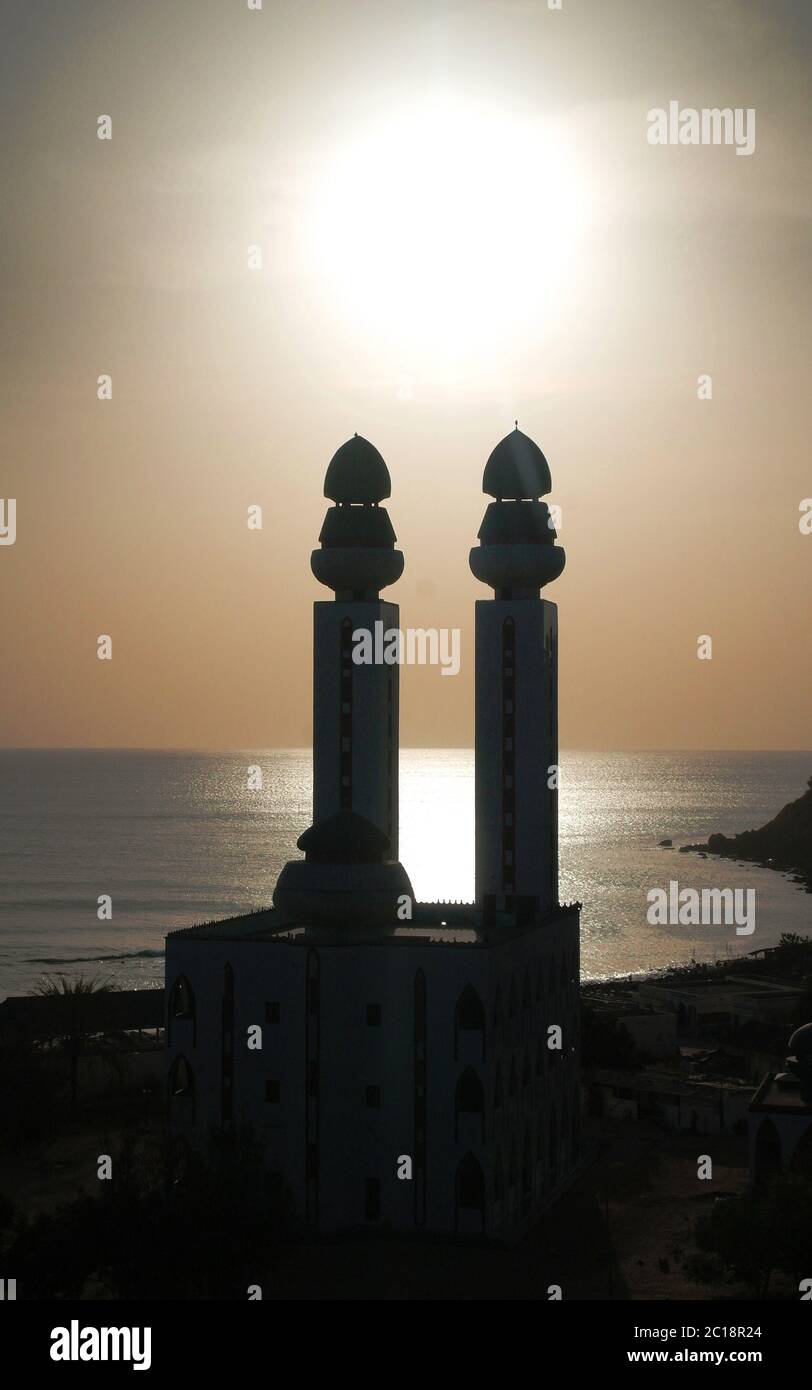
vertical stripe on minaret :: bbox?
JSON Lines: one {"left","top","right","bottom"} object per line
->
{"left": 309, "top": 435, "right": 404, "bottom": 855}
{"left": 469, "top": 428, "right": 566, "bottom": 923}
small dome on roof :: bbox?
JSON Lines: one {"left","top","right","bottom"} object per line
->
{"left": 297, "top": 809, "right": 390, "bottom": 863}
{"left": 483, "top": 427, "right": 552, "bottom": 499}
{"left": 789, "top": 1021, "right": 812, "bottom": 1059}
{"left": 324, "top": 435, "right": 391, "bottom": 504}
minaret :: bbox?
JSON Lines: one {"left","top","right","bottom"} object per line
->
{"left": 309, "top": 435, "right": 403, "bottom": 854}
{"left": 469, "top": 427, "right": 566, "bottom": 923}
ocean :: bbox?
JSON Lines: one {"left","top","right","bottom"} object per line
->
{"left": 1, "top": 749, "right": 810, "bottom": 1000}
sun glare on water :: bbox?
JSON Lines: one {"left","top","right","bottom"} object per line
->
{"left": 307, "top": 94, "right": 591, "bottom": 377}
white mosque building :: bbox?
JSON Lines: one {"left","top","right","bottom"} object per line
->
{"left": 165, "top": 429, "right": 581, "bottom": 1243}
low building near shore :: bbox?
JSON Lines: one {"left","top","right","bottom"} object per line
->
{"left": 0, "top": 988, "right": 165, "bottom": 1113}
{"left": 583, "top": 988, "right": 678, "bottom": 1061}
{"left": 637, "top": 976, "right": 804, "bottom": 1038}
{"left": 588, "top": 1065, "right": 752, "bottom": 1134}
{"left": 0, "top": 988, "right": 164, "bottom": 1045}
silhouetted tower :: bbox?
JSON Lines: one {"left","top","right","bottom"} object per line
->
{"left": 310, "top": 435, "right": 404, "bottom": 853}
{"left": 469, "top": 427, "right": 566, "bottom": 921}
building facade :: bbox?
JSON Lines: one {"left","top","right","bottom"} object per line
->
{"left": 748, "top": 1022, "right": 812, "bottom": 1182}
{"left": 166, "top": 429, "right": 581, "bottom": 1243}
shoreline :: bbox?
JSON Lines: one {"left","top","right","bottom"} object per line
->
{"left": 676, "top": 775, "right": 812, "bottom": 895}
{"left": 6, "top": 933, "right": 809, "bottom": 1005}
{"left": 679, "top": 841, "right": 812, "bottom": 894}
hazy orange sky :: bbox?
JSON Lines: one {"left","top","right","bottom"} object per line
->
{"left": 2, "top": 0, "right": 810, "bottom": 750}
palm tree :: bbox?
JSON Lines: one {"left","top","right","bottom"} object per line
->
{"left": 34, "top": 974, "right": 116, "bottom": 1116}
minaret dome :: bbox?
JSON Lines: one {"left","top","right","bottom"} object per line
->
{"left": 482, "top": 426, "right": 552, "bottom": 499}
{"left": 311, "top": 434, "right": 404, "bottom": 599}
{"left": 470, "top": 426, "right": 565, "bottom": 597}
{"left": 323, "top": 434, "right": 391, "bottom": 504}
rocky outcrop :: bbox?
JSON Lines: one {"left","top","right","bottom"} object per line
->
{"left": 681, "top": 777, "right": 812, "bottom": 891}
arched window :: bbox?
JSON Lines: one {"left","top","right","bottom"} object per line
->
{"left": 455, "top": 985, "right": 486, "bottom": 1061}
{"left": 790, "top": 1122, "right": 812, "bottom": 1176}
{"left": 455, "top": 1067, "right": 485, "bottom": 1142}
{"left": 169, "top": 1055, "right": 192, "bottom": 1095}
{"left": 169, "top": 1135, "right": 191, "bottom": 1186}
{"left": 456, "top": 1153, "right": 485, "bottom": 1215}
{"left": 456, "top": 1067, "right": 484, "bottom": 1112}
{"left": 170, "top": 975, "right": 194, "bottom": 1020}
{"left": 169, "top": 1055, "right": 194, "bottom": 1110}
{"left": 457, "top": 984, "right": 485, "bottom": 1030}
{"left": 168, "top": 975, "right": 195, "bottom": 1045}
{"left": 754, "top": 1117, "right": 782, "bottom": 1184}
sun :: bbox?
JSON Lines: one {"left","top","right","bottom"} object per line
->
{"left": 305, "top": 92, "right": 592, "bottom": 377}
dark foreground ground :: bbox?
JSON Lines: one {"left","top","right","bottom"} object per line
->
{"left": 267, "top": 1122, "right": 754, "bottom": 1300}
{"left": 0, "top": 1097, "right": 775, "bottom": 1300}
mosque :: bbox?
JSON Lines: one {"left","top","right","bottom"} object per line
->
{"left": 165, "top": 428, "right": 582, "bottom": 1243}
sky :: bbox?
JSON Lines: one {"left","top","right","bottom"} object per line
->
{"left": 1, "top": 0, "right": 810, "bottom": 750}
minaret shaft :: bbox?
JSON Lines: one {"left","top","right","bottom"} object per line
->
{"left": 475, "top": 598, "right": 558, "bottom": 915}
{"left": 313, "top": 599, "right": 399, "bottom": 855}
